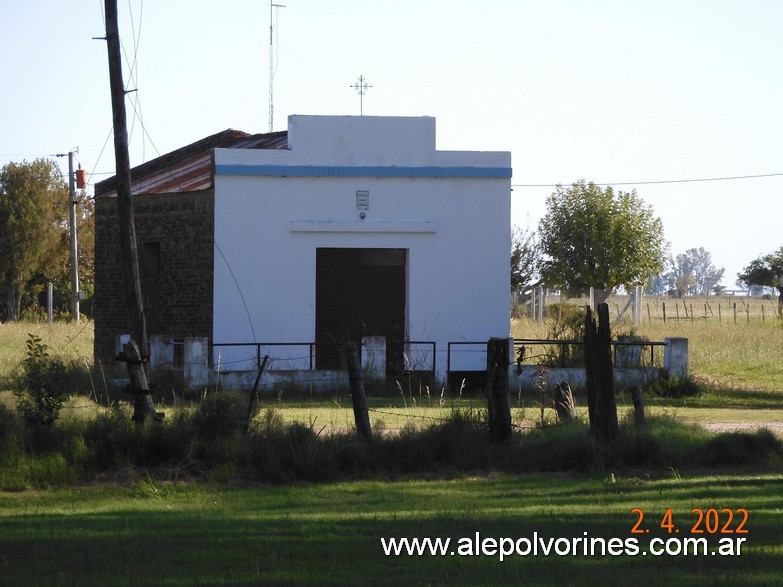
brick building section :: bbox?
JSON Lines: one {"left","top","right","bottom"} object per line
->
{"left": 93, "top": 189, "right": 214, "bottom": 364}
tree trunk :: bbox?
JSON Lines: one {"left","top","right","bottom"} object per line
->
{"left": 3, "top": 287, "right": 18, "bottom": 321}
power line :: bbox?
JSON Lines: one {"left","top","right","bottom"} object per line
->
{"left": 512, "top": 172, "right": 783, "bottom": 188}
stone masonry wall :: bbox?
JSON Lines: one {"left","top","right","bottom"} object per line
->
{"left": 94, "top": 190, "right": 214, "bottom": 365}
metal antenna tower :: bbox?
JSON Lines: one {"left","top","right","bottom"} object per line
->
{"left": 269, "top": 1, "right": 285, "bottom": 133}
{"left": 351, "top": 75, "right": 372, "bottom": 115}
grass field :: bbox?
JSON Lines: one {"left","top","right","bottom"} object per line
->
{"left": 1, "top": 309, "right": 782, "bottom": 585}
{"left": 0, "top": 472, "right": 781, "bottom": 586}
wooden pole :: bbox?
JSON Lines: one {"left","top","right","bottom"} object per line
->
{"left": 343, "top": 341, "right": 372, "bottom": 442}
{"left": 584, "top": 304, "right": 617, "bottom": 443}
{"left": 486, "top": 337, "right": 513, "bottom": 443}
{"left": 105, "top": 0, "right": 157, "bottom": 423}
{"left": 630, "top": 385, "right": 645, "bottom": 426}
{"left": 245, "top": 355, "right": 269, "bottom": 433}
{"left": 67, "top": 151, "right": 80, "bottom": 323}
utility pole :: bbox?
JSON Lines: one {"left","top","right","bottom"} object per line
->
{"left": 67, "top": 151, "right": 80, "bottom": 322}
{"left": 104, "top": 0, "right": 158, "bottom": 423}
{"left": 54, "top": 149, "right": 82, "bottom": 322}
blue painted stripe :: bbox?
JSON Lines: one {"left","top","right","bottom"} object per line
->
{"left": 215, "top": 164, "right": 512, "bottom": 179}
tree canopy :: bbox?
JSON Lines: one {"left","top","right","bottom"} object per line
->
{"left": 664, "top": 247, "right": 725, "bottom": 297}
{"left": 738, "top": 247, "right": 783, "bottom": 313}
{"left": 510, "top": 224, "right": 541, "bottom": 295}
{"left": 0, "top": 159, "right": 70, "bottom": 320}
{"left": 538, "top": 180, "right": 667, "bottom": 304}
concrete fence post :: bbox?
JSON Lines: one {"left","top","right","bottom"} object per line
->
{"left": 664, "top": 337, "right": 689, "bottom": 379}
{"left": 148, "top": 335, "right": 173, "bottom": 380}
{"left": 184, "top": 337, "right": 209, "bottom": 390}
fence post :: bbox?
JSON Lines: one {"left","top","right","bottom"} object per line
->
{"left": 630, "top": 385, "right": 645, "bottom": 426}
{"left": 183, "top": 337, "right": 209, "bottom": 391}
{"left": 148, "top": 335, "right": 174, "bottom": 381}
{"left": 245, "top": 355, "right": 269, "bottom": 433}
{"left": 486, "top": 337, "right": 513, "bottom": 443}
{"left": 584, "top": 304, "right": 618, "bottom": 443}
{"left": 529, "top": 287, "right": 537, "bottom": 320}
{"left": 47, "top": 282, "right": 53, "bottom": 324}
{"left": 343, "top": 341, "right": 372, "bottom": 442}
{"left": 536, "top": 285, "right": 545, "bottom": 322}
{"left": 664, "top": 337, "right": 689, "bottom": 378}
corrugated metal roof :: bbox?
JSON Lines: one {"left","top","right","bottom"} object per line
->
{"left": 95, "top": 129, "right": 288, "bottom": 198}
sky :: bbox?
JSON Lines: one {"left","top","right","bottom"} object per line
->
{"left": 1, "top": 0, "right": 781, "bottom": 288}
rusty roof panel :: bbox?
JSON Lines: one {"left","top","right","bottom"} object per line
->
{"left": 95, "top": 129, "right": 287, "bottom": 198}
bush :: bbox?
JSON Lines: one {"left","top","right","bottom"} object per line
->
{"left": 646, "top": 375, "right": 702, "bottom": 398}
{"left": 13, "top": 334, "right": 70, "bottom": 438}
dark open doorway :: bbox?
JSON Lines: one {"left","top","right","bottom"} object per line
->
{"left": 315, "top": 248, "right": 406, "bottom": 374}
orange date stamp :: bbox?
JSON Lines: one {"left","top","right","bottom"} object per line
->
{"left": 631, "top": 508, "right": 749, "bottom": 535}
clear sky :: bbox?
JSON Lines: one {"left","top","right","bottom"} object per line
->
{"left": 1, "top": 1, "right": 781, "bottom": 288}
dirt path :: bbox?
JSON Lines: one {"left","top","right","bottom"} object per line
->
{"left": 700, "top": 421, "right": 783, "bottom": 435}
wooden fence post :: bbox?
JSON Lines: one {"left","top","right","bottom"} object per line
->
{"left": 584, "top": 304, "right": 618, "bottom": 443}
{"left": 245, "top": 355, "right": 269, "bottom": 433}
{"left": 630, "top": 385, "right": 646, "bottom": 427}
{"left": 486, "top": 337, "right": 513, "bottom": 443}
{"left": 343, "top": 341, "right": 372, "bottom": 442}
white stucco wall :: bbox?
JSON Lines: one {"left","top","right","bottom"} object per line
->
{"left": 212, "top": 115, "right": 511, "bottom": 380}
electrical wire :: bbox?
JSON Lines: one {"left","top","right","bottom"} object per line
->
{"left": 512, "top": 172, "right": 783, "bottom": 188}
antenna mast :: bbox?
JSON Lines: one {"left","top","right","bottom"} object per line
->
{"left": 268, "top": 1, "right": 285, "bottom": 133}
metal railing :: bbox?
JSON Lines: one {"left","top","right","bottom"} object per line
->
{"left": 514, "top": 339, "right": 666, "bottom": 369}
{"left": 446, "top": 339, "right": 667, "bottom": 374}
{"left": 211, "top": 340, "right": 437, "bottom": 374}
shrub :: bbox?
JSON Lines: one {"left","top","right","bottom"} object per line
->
{"left": 13, "top": 334, "right": 70, "bottom": 437}
{"left": 646, "top": 375, "right": 702, "bottom": 398}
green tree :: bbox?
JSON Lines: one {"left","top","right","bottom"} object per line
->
{"left": 666, "top": 247, "right": 724, "bottom": 296}
{"left": 538, "top": 180, "right": 667, "bottom": 305}
{"left": 0, "top": 159, "right": 69, "bottom": 320}
{"left": 738, "top": 247, "right": 783, "bottom": 315}
{"left": 510, "top": 224, "right": 541, "bottom": 294}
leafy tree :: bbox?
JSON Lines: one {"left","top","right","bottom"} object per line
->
{"left": 665, "top": 247, "right": 724, "bottom": 296}
{"left": 0, "top": 159, "right": 70, "bottom": 320}
{"left": 510, "top": 224, "right": 541, "bottom": 294}
{"left": 538, "top": 180, "right": 667, "bottom": 305}
{"left": 738, "top": 247, "right": 783, "bottom": 314}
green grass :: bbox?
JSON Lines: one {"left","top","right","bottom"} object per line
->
{"left": 2, "top": 312, "right": 782, "bottom": 584}
{"left": 0, "top": 472, "right": 781, "bottom": 586}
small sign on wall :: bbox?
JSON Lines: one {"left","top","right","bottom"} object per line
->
{"left": 356, "top": 190, "right": 369, "bottom": 210}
